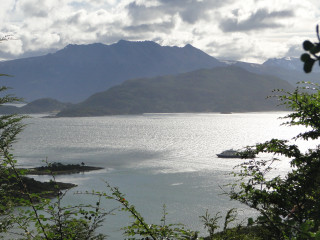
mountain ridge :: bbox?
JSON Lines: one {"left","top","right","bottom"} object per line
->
{"left": 0, "top": 40, "right": 224, "bottom": 103}
{"left": 0, "top": 98, "right": 70, "bottom": 114}
{"left": 57, "top": 66, "right": 293, "bottom": 117}
{"left": 0, "top": 40, "right": 317, "bottom": 116}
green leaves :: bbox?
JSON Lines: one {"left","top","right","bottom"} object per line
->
{"left": 301, "top": 53, "right": 311, "bottom": 62}
{"left": 103, "top": 182, "right": 199, "bottom": 240}
{"left": 303, "top": 40, "right": 314, "bottom": 51}
{"left": 303, "top": 58, "right": 315, "bottom": 73}
{"left": 310, "top": 44, "right": 320, "bottom": 54}
{"left": 230, "top": 30, "right": 320, "bottom": 239}
{"left": 0, "top": 72, "right": 109, "bottom": 239}
{"left": 303, "top": 40, "right": 320, "bottom": 54}
{"left": 301, "top": 53, "right": 316, "bottom": 73}
{"left": 230, "top": 26, "right": 320, "bottom": 238}
{"left": 301, "top": 25, "right": 320, "bottom": 73}
{"left": 200, "top": 210, "right": 221, "bottom": 238}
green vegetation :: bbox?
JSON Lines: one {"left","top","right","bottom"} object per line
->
{"left": 57, "top": 66, "right": 293, "bottom": 117}
{"left": 301, "top": 25, "right": 320, "bottom": 73}
{"left": 225, "top": 27, "right": 320, "bottom": 239}
{"left": 7, "top": 176, "right": 76, "bottom": 199}
{"left": 0, "top": 77, "right": 109, "bottom": 239}
{"left": 2, "top": 28, "right": 320, "bottom": 240}
{"left": 25, "top": 162, "right": 103, "bottom": 175}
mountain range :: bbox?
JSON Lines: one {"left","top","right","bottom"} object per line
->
{"left": 57, "top": 66, "right": 293, "bottom": 117}
{"left": 0, "top": 40, "right": 314, "bottom": 116}
{"left": 0, "top": 40, "right": 223, "bottom": 103}
{"left": 231, "top": 58, "right": 320, "bottom": 86}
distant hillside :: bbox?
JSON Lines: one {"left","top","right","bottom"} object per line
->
{"left": 57, "top": 66, "right": 294, "bottom": 117}
{"left": 263, "top": 57, "right": 320, "bottom": 73}
{"left": 263, "top": 57, "right": 303, "bottom": 71}
{"left": 0, "top": 41, "right": 224, "bottom": 102}
{"left": 231, "top": 58, "right": 320, "bottom": 86}
{"left": 0, "top": 98, "right": 70, "bottom": 114}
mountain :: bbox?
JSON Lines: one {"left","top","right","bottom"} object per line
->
{"left": 263, "top": 57, "right": 303, "bottom": 72}
{"left": 230, "top": 58, "right": 320, "bottom": 86}
{"left": 0, "top": 98, "right": 71, "bottom": 114}
{"left": 263, "top": 57, "right": 320, "bottom": 73}
{"left": 57, "top": 66, "right": 294, "bottom": 117}
{"left": 0, "top": 41, "right": 224, "bottom": 103}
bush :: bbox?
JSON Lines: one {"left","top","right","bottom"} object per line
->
{"left": 228, "top": 26, "right": 320, "bottom": 239}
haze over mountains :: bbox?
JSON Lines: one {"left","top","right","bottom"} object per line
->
{"left": 57, "top": 66, "right": 293, "bottom": 117}
{"left": 232, "top": 58, "right": 320, "bottom": 86}
{"left": 0, "top": 40, "right": 223, "bottom": 103}
{"left": 0, "top": 40, "right": 313, "bottom": 116}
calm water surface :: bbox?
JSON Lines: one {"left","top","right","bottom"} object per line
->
{"left": 13, "top": 112, "right": 305, "bottom": 238}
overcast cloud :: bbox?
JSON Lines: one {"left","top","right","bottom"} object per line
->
{"left": 0, "top": 0, "right": 319, "bottom": 63}
{"left": 219, "top": 9, "right": 295, "bottom": 32}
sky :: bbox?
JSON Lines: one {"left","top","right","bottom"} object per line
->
{"left": 0, "top": 0, "right": 320, "bottom": 63}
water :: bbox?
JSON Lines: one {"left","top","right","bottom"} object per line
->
{"left": 12, "top": 112, "right": 305, "bottom": 238}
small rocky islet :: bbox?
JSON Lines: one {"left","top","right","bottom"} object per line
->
{"left": 24, "top": 162, "right": 103, "bottom": 175}
{"left": 17, "top": 162, "right": 103, "bottom": 198}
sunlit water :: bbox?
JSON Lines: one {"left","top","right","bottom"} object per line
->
{"left": 12, "top": 112, "right": 309, "bottom": 239}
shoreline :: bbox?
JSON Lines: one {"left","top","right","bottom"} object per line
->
{"left": 18, "top": 163, "right": 104, "bottom": 198}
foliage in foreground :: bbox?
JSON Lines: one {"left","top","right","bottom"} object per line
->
{"left": 0, "top": 80, "right": 110, "bottom": 240}
{"left": 0, "top": 74, "right": 259, "bottom": 240}
{"left": 3, "top": 27, "right": 320, "bottom": 240}
{"left": 228, "top": 27, "right": 320, "bottom": 240}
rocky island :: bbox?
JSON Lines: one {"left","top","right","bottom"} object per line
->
{"left": 13, "top": 163, "right": 103, "bottom": 199}
{"left": 25, "top": 162, "right": 103, "bottom": 175}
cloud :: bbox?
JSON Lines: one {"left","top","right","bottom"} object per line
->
{"left": 124, "top": 20, "right": 176, "bottom": 34}
{"left": 0, "top": 0, "right": 318, "bottom": 63}
{"left": 206, "top": 38, "right": 253, "bottom": 61}
{"left": 126, "top": 2, "right": 164, "bottom": 24}
{"left": 20, "top": 1, "right": 49, "bottom": 17}
{"left": 205, "top": 33, "right": 293, "bottom": 63}
{"left": 0, "top": 1, "right": 17, "bottom": 23}
{"left": 15, "top": 0, "right": 73, "bottom": 18}
{"left": 126, "top": 0, "right": 231, "bottom": 25}
{"left": 219, "top": 8, "right": 295, "bottom": 32}
{"left": 285, "top": 44, "right": 303, "bottom": 58}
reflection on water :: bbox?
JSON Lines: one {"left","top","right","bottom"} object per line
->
{"left": 13, "top": 112, "right": 304, "bottom": 238}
